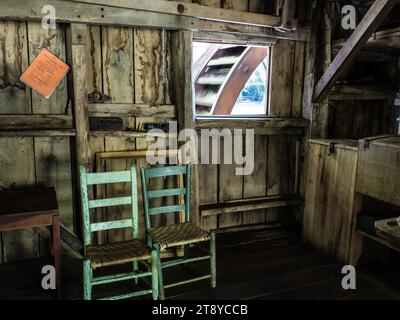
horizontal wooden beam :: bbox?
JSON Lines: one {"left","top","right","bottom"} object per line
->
{"left": 0, "top": 130, "right": 76, "bottom": 137}
{"left": 73, "top": 0, "right": 281, "bottom": 28}
{"left": 0, "top": 0, "right": 310, "bottom": 41}
{"left": 88, "top": 103, "right": 176, "bottom": 118}
{"left": 193, "top": 31, "right": 277, "bottom": 45}
{"left": 0, "top": 115, "right": 73, "bottom": 130}
{"left": 330, "top": 85, "right": 397, "bottom": 101}
{"left": 200, "top": 194, "right": 303, "bottom": 217}
{"left": 195, "top": 118, "right": 309, "bottom": 135}
{"left": 89, "top": 130, "right": 174, "bottom": 138}
{"left": 313, "top": 0, "right": 398, "bottom": 103}
{"left": 96, "top": 149, "right": 180, "bottom": 160}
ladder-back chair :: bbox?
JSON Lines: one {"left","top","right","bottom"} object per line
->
{"left": 140, "top": 164, "right": 216, "bottom": 299}
{"left": 79, "top": 163, "right": 159, "bottom": 300}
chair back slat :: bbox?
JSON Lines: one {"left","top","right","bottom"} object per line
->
{"left": 79, "top": 163, "right": 138, "bottom": 247}
{"left": 86, "top": 171, "right": 131, "bottom": 185}
{"left": 91, "top": 219, "right": 133, "bottom": 232}
{"left": 88, "top": 196, "right": 132, "bottom": 209}
{"left": 147, "top": 188, "right": 186, "bottom": 199}
{"left": 149, "top": 204, "right": 186, "bottom": 215}
{"left": 144, "top": 165, "right": 187, "bottom": 179}
{"left": 140, "top": 165, "right": 191, "bottom": 230}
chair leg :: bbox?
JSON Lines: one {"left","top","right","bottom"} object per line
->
{"left": 184, "top": 244, "right": 189, "bottom": 268}
{"left": 156, "top": 245, "right": 165, "bottom": 300}
{"left": 133, "top": 261, "right": 139, "bottom": 285}
{"left": 210, "top": 231, "right": 217, "bottom": 288}
{"left": 151, "top": 250, "right": 159, "bottom": 300}
{"left": 83, "top": 259, "right": 92, "bottom": 300}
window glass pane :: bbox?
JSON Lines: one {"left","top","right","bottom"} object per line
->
{"left": 193, "top": 41, "right": 270, "bottom": 117}
{"left": 231, "top": 56, "right": 269, "bottom": 115}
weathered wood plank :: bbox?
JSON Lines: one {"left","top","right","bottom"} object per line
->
{"left": 270, "top": 40, "right": 295, "bottom": 117}
{"left": 0, "top": 0, "right": 309, "bottom": 41}
{"left": 313, "top": 0, "right": 398, "bottom": 102}
{"left": 292, "top": 42, "right": 305, "bottom": 117}
{"left": 267, "top": 136, "right": 290, "bottom": 222}
{"left": 34, "top": 137, "right": 74, "bottom": 230}
{"left": 89, "top": 103, "right": 176, "bottom": 118}
{"left": 218, "top": 131, "right": 244, "bottom": 229}
{"left": 101, "top": 26, "right": 135, "bottom": 242}
{"left": 27, "top": 22, "right": 68, "bottom": 114}
{"left": 0, "top": 115, "right": 72, "bottom": 129}
{"left": 0, "top": 21, "right": 39, "bottom": 263}
{"left": 243, "top": 135, "right": 267, "bottom": 225}
{"left": 68, "top": 23, "right": 91, "bottom": 167}
{"left": 0, "top": 138, "right": 38, "bottom": 263}
{"left": 74, "top": 0, "right": 278, "bottom": 28}
{"left": 134, "top": 27, "right": 172, "bottom": 234}
{"left": 303, "top": 140, "right": 364, "bottom": 264}
{"left": 222, "top": 0, "right": 248, "bottom": 12}
{"left": 199, "top": 163, "right": 218, "bottom": 231}
{"left": 0, "top": 130, "right": 76, "bottom": 137}
{"left": 198, "top": 0, "right": 220, "bottom": 8}
{"left": 0, "top": 21, "right": 30, "bottom": 112}
{"left": 171, "top": 30, "right": 200, "bottom": 226}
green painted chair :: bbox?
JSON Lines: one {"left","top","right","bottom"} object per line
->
{"left": 140, "top": 164, "right": 216, "bottom": 299}
{"left": 79, "top": 163, "right": 159, "bottom": 300}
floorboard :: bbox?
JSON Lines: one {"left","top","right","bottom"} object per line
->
{"left": 0, "top": 228, "right": 400, "bottom": 300}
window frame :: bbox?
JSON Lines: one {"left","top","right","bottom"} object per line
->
{"left": 192, "top": 32, "right": 276, "bottom": 121}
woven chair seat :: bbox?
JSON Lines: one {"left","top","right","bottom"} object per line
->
{"left": 86, "top": 239, "right": 151, "bottom": 270}
{"left": 149, "top": 223, "right": 210, "bottom": 250}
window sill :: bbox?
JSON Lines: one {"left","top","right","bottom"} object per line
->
{"left": 194, "top": 117, "right": 309, "bottom": 135}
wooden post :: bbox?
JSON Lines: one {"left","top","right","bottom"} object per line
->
{"left": 68, "top": 24, "right": 91, "bottom": 168}
{"left": 67, "top": 23, "right": 92, "bottom": 241}
{"left": 171, "top": 30, "right": 199, "bottom": 226}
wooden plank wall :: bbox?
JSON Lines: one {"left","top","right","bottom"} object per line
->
{"left": 200, "top": 37, "right": 306, "bottom": 231}
{"left": 0, "top": 21, "right": 73, "bottom": 262}
{"left": 0, "top": 0, "right": 305, "bottom": 261}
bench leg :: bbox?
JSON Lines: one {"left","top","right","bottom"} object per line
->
{"left": 210, "top": 231, "right": 217, "bottom": 288}
{"left": 52, "top": 214, "right": 63, "bottom": 299}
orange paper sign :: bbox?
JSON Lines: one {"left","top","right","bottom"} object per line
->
{"left": 20, "top": 48, "right": 70, "bottom": 98}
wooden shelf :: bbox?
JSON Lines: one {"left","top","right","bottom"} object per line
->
{"left": 0, "top": 130, "right": 76, "bottom": 137}
{"left": 200, "top": 194, "right": 303, "bottom": 217}
{"left": 195, "top": 117, "right": 309, "bottom": 135}
{"left": 330, "top": 84, "right": 397, "bottom": 101}
{"left": 357, "top": 229, "right": 400, "bottom": 253}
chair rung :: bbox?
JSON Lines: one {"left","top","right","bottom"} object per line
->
{"left": 162, "top": 255, "right": 211, "bottom": 269}
{"left": 86, "top": 170, "right": 131, "bottom": 185}
{"left": 164, "top": 275, "right": 211, "bottom": 289}
{"left": 88, "top": 196, "right": 131, "bottom": 208}
{"left": 99, "top": 289, "right": 153, "bottom": 300}
{"left": 92, "top": 271, "right": 152, "bottom": 286}
{"left": 149, "top": 204, "right": 186, "bottom": 215}
{"left": 91, "top": 219, "right": 132, "bottom": 232}
{"left": 147, "top": 188, "right": 186, "bottom": 199}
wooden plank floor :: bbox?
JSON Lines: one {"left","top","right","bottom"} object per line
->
{"left": 1, "top": 228, "right": 400, "bottom": 300}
